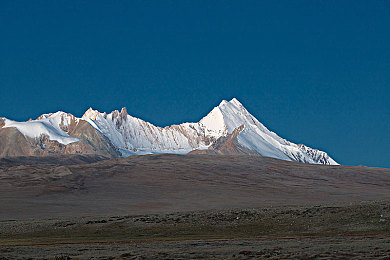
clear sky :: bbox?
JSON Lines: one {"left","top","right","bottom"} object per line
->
{"left": 0, "top": 1, "right": 389, "bottom": 167}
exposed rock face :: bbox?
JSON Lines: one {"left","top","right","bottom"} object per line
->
{"left": 35, "top": 112, "right": 79, "bottom": 133}
{"left": 82, "top": 108, "right": 100, "bottom": 120}
{"left": 0, "top": 99, "right": 338, "bottom": 165}
{"left": 0, "top": 118, "right": 5, "bottom": 128}
{"left": 0, "top": 115, "right": 119, "bottom": 158}
{"left": 120, "top": 107, "right": 128, "bottom": 120}
{"left": 0, "top": 127, "right": 63, "bottom": 157}
{"left": 79, "top": 99, "right": 338, "bottom": 164}
{"left": 0, "top": 128, "right": 31, "bottom": 156}
{"left": 81, "top": 108, "right": 213, "bottom": 155}
{"left": 65, "top": 120, "right": 119, "bottom": 158}
{"left": 189, "top": 125, "right": 257, "bottom": 155}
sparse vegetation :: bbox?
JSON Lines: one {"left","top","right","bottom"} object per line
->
{"left": 0, "top": 201, "right": 390, "bottom": 258}
{"left": 1, "top": 155, "right": 390, "bottom": 258}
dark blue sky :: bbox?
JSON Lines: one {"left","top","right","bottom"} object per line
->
{"left": 0, "top": 1, "right": 389, "bottom": 167}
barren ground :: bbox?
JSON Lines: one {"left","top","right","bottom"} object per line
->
{"left": 0, "top": 154, "right": 389, "bottom": 258}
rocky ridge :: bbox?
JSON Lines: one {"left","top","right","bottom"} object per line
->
{"left": 0, "top": 99, "right": 338, "bottom": 165}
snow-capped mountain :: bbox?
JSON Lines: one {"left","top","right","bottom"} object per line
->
{"left": 3, "top": 111, "right": 79, "bottom": 145}
{"left": 0, "top": 111, "right": 118, "bottom": 158}
{"left": 81, "top": 107, "right": 210, "bottom": 156}
{"left": 0, "top": 98, "right": 338, "bottom": 165}
{"left": 198, "top": 98, "right": 338, "bottom": 164}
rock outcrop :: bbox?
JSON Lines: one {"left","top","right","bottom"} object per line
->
{"left": 0, "top": 99, "right": 338, "bottom": 165}
{"left": 189, "top": 125, "right": 257, "bottom": 155}
{"left": 0, "top": 114, "right": 119, "bottom": 158}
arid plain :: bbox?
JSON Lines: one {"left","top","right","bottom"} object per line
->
{"left": 0, "top": 154, "right": 390, "bottom": 258}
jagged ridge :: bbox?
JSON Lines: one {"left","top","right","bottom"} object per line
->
{"left": 0, "top": 99, "right": 338, "bottom": 165}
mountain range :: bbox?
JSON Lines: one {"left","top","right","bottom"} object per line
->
{"left": 0, "top": 98, "right": 338, "bottom": 165}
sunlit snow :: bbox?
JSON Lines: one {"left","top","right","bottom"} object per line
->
{"left": 3, "top": 112, "right": 79, "bottom": 145}
{"left": 1, "top": 99, "right": 338, "bottom": 165}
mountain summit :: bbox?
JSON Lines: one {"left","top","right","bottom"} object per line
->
{"left": 0, "top": 98, "right": 338, "bottom": 165}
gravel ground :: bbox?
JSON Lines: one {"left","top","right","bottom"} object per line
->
{"left": 1, "top": 201, "right": 390, "bottom": 259}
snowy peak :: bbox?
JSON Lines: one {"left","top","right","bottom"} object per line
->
{"left": 200, "top": 98, "right": 338, "bottom": 165}
{"left": 0, "top": 98, "right": 338, "bottom": 165}
{"left": 214, "top": 98, "right": 265, "bottom": 134}
{"left": 199, "top": 106, "right": 228, "bottom": 138}
{"left": 230, "top": 97, "right": 242, "bottom": 105}
{"left": 82, "top": 108, "right": 101, "bottom": 120}
{"left": 3, "top": 111, "right": 79, "bottom": 145}
{"left": 120, "top": 107, "right": 128, "bottom": 120}
{"left": 226, "top": 97, "right": 245, "bottom": 109}
{"left": 198, "top": 98, "right": 248, "bottom": 137}
{"left": 35, "top": 111, "right": 80, "bottom": 132}
{"left": 80, "top": 107, "right": 211, "bottom": 155}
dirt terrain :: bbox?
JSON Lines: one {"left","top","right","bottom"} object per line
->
{"left": 0, "top": 154, "right": 389, "bottom": 220}
{"left": 0, "top": 154, "right": 390, "bottom": 258}
{"left": 1, "top": 201, "right": 390, "bottom": 258}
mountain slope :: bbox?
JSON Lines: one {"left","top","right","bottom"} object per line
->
{"left": 0, "top": 112, "right": 119, "bottom": 158}
{"left": 81, "top": 98, "right": 338, "bottom": 164}
{"left": 210, "top": 98, "right": 338, "bottom": 164}
{"left": 0, "top": 99, "right": 338, "bottom": 165}
{"left": 3, "top": 112, "right": 79, "bottom": 145}
{"left": 188, "top": 125, "right": 259, "bottom": 155}
{"left": 81, "top": 107, "right": 211, "bottom": 156}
